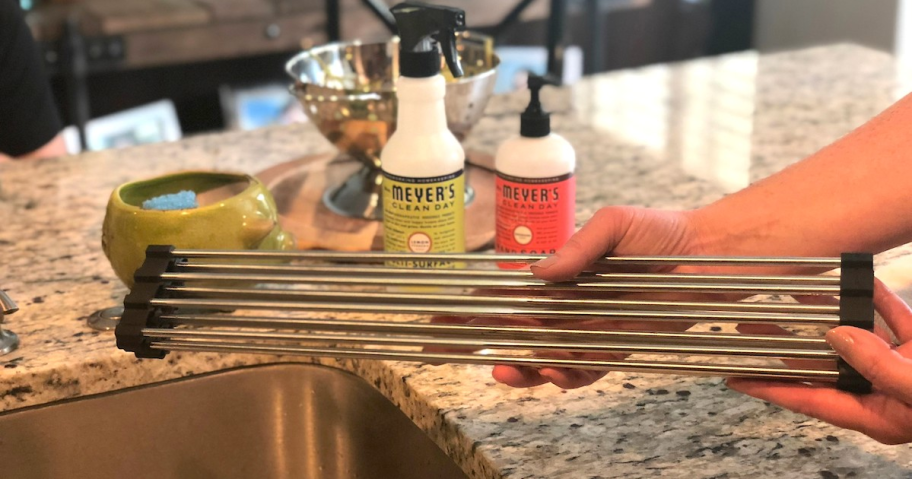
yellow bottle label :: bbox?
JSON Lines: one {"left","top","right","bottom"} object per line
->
{"left": 382, "top": 169, "right": 465, "bottom": 268}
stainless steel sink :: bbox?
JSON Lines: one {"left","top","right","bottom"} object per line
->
{"left": 0, "top": 363, "right": 468, "bottom": 479}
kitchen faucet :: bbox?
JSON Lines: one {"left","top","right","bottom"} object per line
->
{"left": 0, "top": 290, "right": 20, "bottom": 355}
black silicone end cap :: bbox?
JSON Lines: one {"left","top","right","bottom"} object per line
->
{"left": 400, "top": 50, "right": 440, "bottom": 78}
{"left": 837, "top": 358, "right": 872, "bottom": 394}
{"left": 838, "top": 252, "right": 875, "bottom": 330}
{"left": 116, "top": 282, "right": 169, "bottom": 359}
{"left": 834, "top": 252, "right": 874, "bottom": 394}
{"left": 520, "top": 113, "right": 550, "bottom": 137}
{"left": 116, "top": 305, "right": 168, "bottom": 359}
{"left": 114, "top": 244, "right": 176, "bottom": 360}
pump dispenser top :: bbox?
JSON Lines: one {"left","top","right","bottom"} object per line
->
{"left": 390, "top": 2, "right": 466, "bottom": 78}
{"left": 521, "top": 75, "right": 559, "bottom": 138}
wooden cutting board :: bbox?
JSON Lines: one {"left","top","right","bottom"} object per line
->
{"left": 256, "top": 151, "right": 496, "bottom": 251}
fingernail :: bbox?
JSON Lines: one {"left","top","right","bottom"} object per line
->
{"left": 826, "top": 328, "right": 855, "bottom": 355}
{"left": 531, "top": 255, "right": 559, "bottom": 271}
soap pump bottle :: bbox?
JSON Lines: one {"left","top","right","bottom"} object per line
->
{"left": 495, "top": 75, "right": 577, "bottom": 258}
{"left": 382, "top": 2, "right": 467, "bottom": 264}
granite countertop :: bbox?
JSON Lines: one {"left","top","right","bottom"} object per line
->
{"left": 2, "top": 44, "right": 912, "bottom": 478}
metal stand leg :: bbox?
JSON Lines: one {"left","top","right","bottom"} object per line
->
{"left": 327, "top": 0, "right": 395, "bottom": 41}
{"left": 491, "top": 0, "right": 538, "bottom": 38}
{"left": 359, "top": 0, "right": 397, "bottom": 33}
{"left": 344, "top": 0, "right": 567, "bottom": 80}
{"left": 585, "top": 0, "right": 605, "bottom": 74}
{"left": 326, "top": 0, "right": 340, "bottom": 41}
{"left": 0, "top": 291, "right": 20, "bottom": 356}
{"left": 61, "top": 16, "right": 90, "bottom": 149}
{"left": 546, "top": 0, "right": 567, "bottom": 81}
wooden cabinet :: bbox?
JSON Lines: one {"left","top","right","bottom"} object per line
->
{"left": 27, "top": 0, "right": 553, "bottom": 70}
{"left": 25, "top": 0, "right": 751, "bottom": 134}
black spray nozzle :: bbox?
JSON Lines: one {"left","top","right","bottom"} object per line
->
{"left": 390, "top": 2, "right": 466, "bottom": 78}
{"left": 521, "top": 74, "right": 560, "bottom": 137}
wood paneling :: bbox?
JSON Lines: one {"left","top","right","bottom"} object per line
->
{"left": 81, "top": 0, "right": 211, "bottom": 35}
{"left": 194, "top": 0, "right": 276, "bottom": 22}
{"left": 275, "top": 0, "right": 549, "bottom": 28}
{"left": 124, "top": 14, "right": 326, "bottom": 68}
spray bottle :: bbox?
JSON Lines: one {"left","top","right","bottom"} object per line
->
{"left": 383, "top": 2, "right": 466, "bottom": 267}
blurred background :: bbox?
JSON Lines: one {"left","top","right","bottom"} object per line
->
{"left": 19, "top": 0, "right": 909, "bottom": 154}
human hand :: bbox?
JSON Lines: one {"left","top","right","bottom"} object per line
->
{"left": 471, "top": 206, "right": 709, "bottom": 389}
{"left": 727, "top": 279, "right": 912, "bottom": 445}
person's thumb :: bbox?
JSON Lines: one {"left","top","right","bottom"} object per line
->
{"left": 826, "top": 326, "right": 912, "bottom": 399}
{"left": 531, "top": 206, "right": 636, "bottom": 282}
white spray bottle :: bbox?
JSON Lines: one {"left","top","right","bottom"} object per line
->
{"left": 382, "top": 2, "right": 466, "bottom": 267}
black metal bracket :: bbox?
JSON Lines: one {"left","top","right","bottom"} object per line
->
{"left": 359, "top": 0, "right": 397, "bottom": 33}
{"left": 545, "top": 0, "right": 566, "bottom": 81}
{"left": 326, "top": 0, "right": 341, "bottom": 41}
{"left": 115, "top": 245, "right": 177, "bottom": 359}
{"left": 53, "top": 18, "right": 123, "bottom": 148}
{"left": 489, "top": 0, "right": 538, "bottom": 38}
{"left": 325, "top": 0, "right": 567, "bottom": 79}
{"left": 836, "top": 252, "right": 875, "bottom": 394}
{"left": 325, "top": 0, "right": 396, "bottom": 41}
{"left": 44, "top": 12, "right": 124, "bottom": 150}
{"left": 60, "top": 15, "right": 90, "bottom": 150}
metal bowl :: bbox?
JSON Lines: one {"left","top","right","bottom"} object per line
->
{"left": 286, "top": 33, "right": 499, "bottom": 219}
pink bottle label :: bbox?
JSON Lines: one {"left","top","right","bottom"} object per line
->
{"left": 495, "top": 172, "right": 576, "bottom": 259}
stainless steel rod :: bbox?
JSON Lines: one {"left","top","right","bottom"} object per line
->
{"left": 160, "top": 314, "right": 831, "bottom": 347}
{"left": 166, "top": 286, "right": 840, "bottom": 314}
{"left": 150, "top": 298, "right": 840, "bottom": 325}
{"left": 143, "top": 328, "right": 839, "bottom": 359}
{"left": 171, "top": 249, "right": 842, "bottom": 268}
{"left": 158, "top": 272, "right": 841, "bottom": 295}
{"left": 174, "top": 263, "right": 841, "bottom": 285}
{"left": 151, "top": 340, "right": 841, "bottom": 382}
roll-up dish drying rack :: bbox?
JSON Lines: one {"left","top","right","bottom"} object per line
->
{"left": 115, "top": 246, "right": 875, "bottom": 393}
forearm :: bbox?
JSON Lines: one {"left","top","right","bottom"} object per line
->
{"left": 693, "top": 92, "right": 912, "bottom": 258}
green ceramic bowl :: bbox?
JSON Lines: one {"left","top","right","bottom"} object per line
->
{"left": 102, "top": 171, "right": 295, "bottom": 287}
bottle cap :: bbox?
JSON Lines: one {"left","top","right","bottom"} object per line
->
{"left": 390, "top": 2, "right": 466, "bottom": 78}
{"left": 521, "top": 75, "right": 559, "bottom": 138}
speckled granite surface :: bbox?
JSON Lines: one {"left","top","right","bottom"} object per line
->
{"left": 2, "top": 44, "right": 912, "bottom": 478}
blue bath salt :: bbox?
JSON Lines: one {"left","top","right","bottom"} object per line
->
{"left": 142, "top": 190, "right": 199, "bottom": 211}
